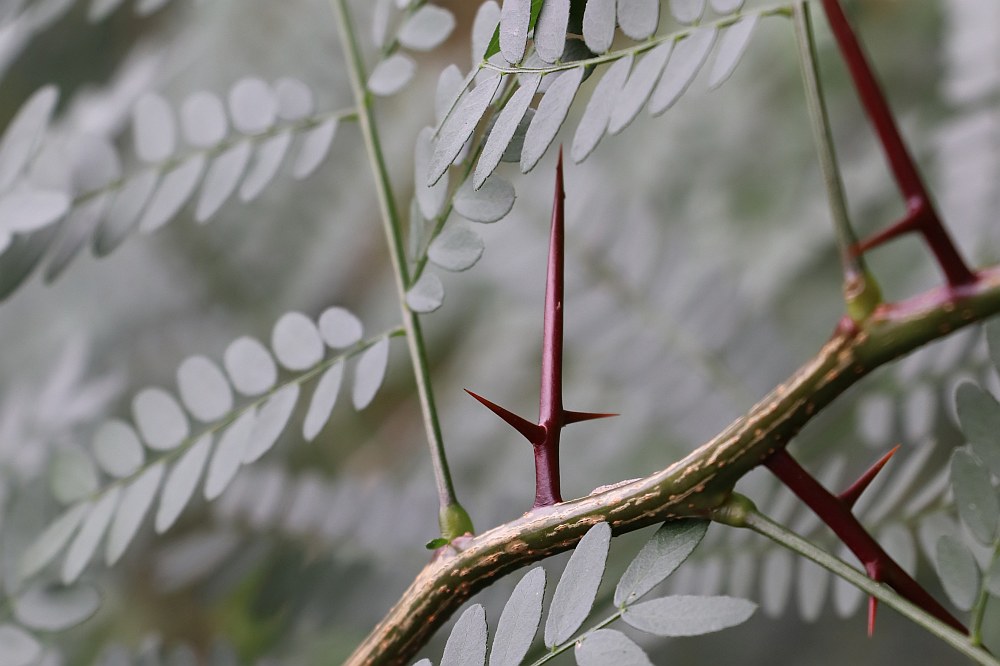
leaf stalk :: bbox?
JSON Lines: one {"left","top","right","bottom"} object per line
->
{"left": 330, "top": 0, "right": 471, "bottom": 538}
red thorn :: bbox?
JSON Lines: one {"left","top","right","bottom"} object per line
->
{"left": 865, "top": 561, "right": 882, "bottom": 637}
{"left": 563, "top": 410, "right": 618, "bottom": 425}
{"left": 464, "top": 390, "right": 544, "bottom": 445}
{"left": 838, "top": 445, "right": 901, "bottom": 510}
{"left": 853, "top": 208, "right": 924, "bottom": 255}
{"left": 821, "top": 0, "right": 975, "bottom": 288}
{"left": 867, "top": 595, "right": 878, "bottom": 637}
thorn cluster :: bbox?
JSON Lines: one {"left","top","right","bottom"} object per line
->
{"left": 820, "top": 0, "right": 977, "bottom": 289}
{"left": 467, "top": 149, "right": 615, "bottom": 509}
{"left": 765, "top": 447, "right": 962, "bottom": 635}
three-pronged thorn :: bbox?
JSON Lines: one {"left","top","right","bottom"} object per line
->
{"left": 466, "top": 149, "right": 615, "bottom": 509}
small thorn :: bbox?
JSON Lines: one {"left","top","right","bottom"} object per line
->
{"left": 867, "top": 595, "right": 878, "bottom": 637}
{"left": 838, "top": 445, "right": 900, "bottom": 510}
{"left": 865, "top": 561, "right": 881, "bottom": 637}
{"left": 563, "top": 409, "right": 618, "bottom": 426}
{"left": 853, "top": 208, "right": 923, "bottom": 255}
{"left": 465, "top": 389, "right": 545, "bottom": 444}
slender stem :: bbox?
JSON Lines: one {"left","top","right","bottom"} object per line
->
{"left": 819, "top": 0, "right": 975, "bottom": 287}
{"left": 792, "top": 2, "right": 863, "bottom": 277}
{"left": 742, "top": 508, "right": 999, "bottom": 666}
{"left": 330, "top": 0, "right": 466, "bottom": 529}
{"left": 527, "top": 611, "right": 622, "bottom": 665}
{"left": 969, "top": 540, "right": 1000, "bottom": 645}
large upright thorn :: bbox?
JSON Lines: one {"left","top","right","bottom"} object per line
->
{"left": 466, "top": 148, "right": 616, "bottom": 509}
{"left": 821, "top": 0, "right": 976, "bottom": 288}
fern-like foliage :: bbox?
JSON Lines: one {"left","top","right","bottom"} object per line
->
{"left": 0, "top": 78, "right": 351, "bottom": 300}
{"left": 413, "top": 520, "right": 755, "bottom": 666}
{"left": 18, "top": 306, "right": 398, "bottom": 587}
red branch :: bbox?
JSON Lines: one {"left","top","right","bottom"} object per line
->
{"left": 820, "top": 0, "right": 975, "bottom": 288}
{"left": 765, "top": 448, "right": 964, "bottom": 635}
{"left": 467, "top": 149, "right": 615, "bottom": 508}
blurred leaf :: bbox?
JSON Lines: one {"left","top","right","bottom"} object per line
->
{"left": 609, "top": 43, "right": 672, "bottom": 134}
{"left": 224, "top": 337, "right": 278, "bottom": 396}
{"left": 204, "top": 410, "right": 256, "bottom": 500}
{"left": 572, "top": 55, "right": 633, "bottom": 163}
{"left": 454, "top": 176, "right": 515, "bottom": 223}
{"left": 935, "top": 534, "right": 981, "bottom": 611}
{"left": 106, "top": 463, "right": 164, "bottom": 565}
{"left": 353, "top": 338, "right": 391, "bottom": 409}
{"left": 951, "top": 449, "right": 999, "bottom": 545}
{"left": 63, "top": 487, "right": 120, "bottom": 583}
{"left": 0, "top": 187, "right": 69, "bottom": 234}
{"left": 544, "top": 522, "right": 611, "bottom": 647}
{"left": 711, "top": 0, "right": 745, "bottom": 13}
{"left": 20, "top": 503, "right": 90, "bottom": 580}
{"left": 319, "top": 307, "right": 364, "bottom": 349}
{"left": 303, "top": 361, "right": 344, "bottom": 442}
{"left": 227, "top": 78, "right": 277, "bottom": 134}
{"left": 177, "top": 356, "right": 234, "bottom": 423}
{"left": 416, "top": 126, "right": 450, "bottom": 220}
{"left": 132, "top": 388, "right": 190, "bottom": 451}
{"left": 292, "top": 119, "right": 338, "bottom": 180}
{"left": 243, "top": 384, "right": 299, "bottom": 463}
{"left": 398, "top": 5, "right": 455, "bottom": 52}
{"left": 0, "top": 624, "right": 41, "bottom": 666}
{"left": 49, "top": 446, "right": 99, "bottom": 505}
{"left": 649, "top": 26, "right": 717, "bottom": 115}
{"left": 0, "top": 86, "right": 59, "bottom": 191}
{"left": 272, "top": 312, "right": 324, "bottom": 371}
{"left": 406, "top": 272, "right": 445, "bottom": 313}
{"left": 180, "top": 91, "right": 228, "bottom": 148}
{"left": 368, "top": 54, "right": 417, "bottom": 97}
{"left": 93, "top": 169, "right": 157, "bottom": 256}
{"left": 708, "top": 14, "right": 758, "bottom": 88}
{"left": 669, "top": 0, "right": 705, "bottom": 25}
{"left": 14, "top": 583, "right": 100, "bottom": 631}
{"left": 196, "top": 142, "right": 252, "bottom": 222}
{"left": 471, "top": 2, "right": 501, "bottom": 66}
{"left": 429, "top": 225, "right": 485, "bottom": 272}
{"left": 92, "top": 421, "right": 145, "bottom": 478}
{"left": 155, "top": 434, "right": 212, "bottom": 534}
{"left": 240, "top": 133, "right": 292, "bottom": 202}
{"left": 955, "top": 382, "right": 1000, "bottom": 478}
{"left": 138, "top": 155, "right": 205, "bottom": 233}
{"left": 132, "top": 93, "right": 176, "bottom": 163}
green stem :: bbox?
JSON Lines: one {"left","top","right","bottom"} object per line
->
{"left": 527, "top": 611, "right": 622, "bottom": 666}
{"left": 330, "top": 0, "right": 470, "bottom": 536}
{"left": 792, "top": 1, "right": 881, "bottom": 320}
{"left": 741, "top": 506, "right": 998, "bottom": 666}
{"left": 969, "top": 540, "right": 1000, "bottom": 646}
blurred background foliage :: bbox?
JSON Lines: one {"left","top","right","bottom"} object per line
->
{"left": 0, "top": 0, "right": 998, "bottom": 664}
